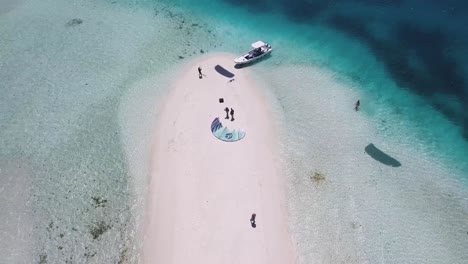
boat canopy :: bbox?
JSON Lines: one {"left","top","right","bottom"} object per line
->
{"left": 251, "top": 41, "right": 266, "bottom": 48}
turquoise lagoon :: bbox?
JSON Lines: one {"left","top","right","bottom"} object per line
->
{"left": 0, "top": 0, "right": 467, "bottom": 263}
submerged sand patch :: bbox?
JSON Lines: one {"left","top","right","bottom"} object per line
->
{"left": 0, "top": 0, "right": 25, "bottom": 15}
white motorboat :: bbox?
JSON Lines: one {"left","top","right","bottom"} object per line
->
{"left": 234, "top": 41, "right": 272, "bottom": 65}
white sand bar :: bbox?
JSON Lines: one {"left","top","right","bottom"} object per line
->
{"left": 143, "top": 53, "right": 297, "bottom": 263}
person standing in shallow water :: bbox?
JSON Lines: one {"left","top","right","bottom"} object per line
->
{"left": 355, "top": 100, "right": 360, "bottom": 111}
{"left": 230, "top": 108, "right": 235, "bottom": 121}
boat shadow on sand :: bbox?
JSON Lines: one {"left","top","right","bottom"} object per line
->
{"left": 234, "top": 53, "right": 273, "bottom": 69}
{"left": 365, "top": 143, "right": 402, "bottom": 167}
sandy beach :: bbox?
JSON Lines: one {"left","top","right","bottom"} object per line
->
{"left": 142, "top": 53, "right": 297, "bottom": 263}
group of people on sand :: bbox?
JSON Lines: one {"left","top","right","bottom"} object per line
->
{"left": 198, "top": 66, "right": 237, "bottom": 122}
{"left": 198, "top": 65, "right": 257, "bottom": 228}
{"left": 224, "top": 107, "right": 235, "bottom": 121}
{"left": 198, "top": 64, "right": 361, "bottom": 231}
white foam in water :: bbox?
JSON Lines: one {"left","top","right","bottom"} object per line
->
{"left": 2, "top": 0, "right": 468, "bottom": 263}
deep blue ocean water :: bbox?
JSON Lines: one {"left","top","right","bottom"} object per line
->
{"left": 275, "top": 0, "right": 468, "bottom": 138}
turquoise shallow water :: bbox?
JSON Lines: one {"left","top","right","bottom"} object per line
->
{"left": 1, "top": 0, "right": 467, "bottom": 263}
{"left": 166, "top": 0, "right": 468, "bottom": 174}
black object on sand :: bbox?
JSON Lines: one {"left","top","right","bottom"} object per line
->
{"left": 214, "top": 64, "right": 235, "bottom": 78}
{"left": 219, "top": 98, "right": 224, "bottom": 103}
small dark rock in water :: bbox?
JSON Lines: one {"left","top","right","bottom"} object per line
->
{"left": 84, "top": 251, "right": 97, "bottom": 259}
{"left": 66, "top": 18, "right": 83, "bottom": 27}
{"left": 91, "top": 196, "right": 107, "bottom": 208}
{"left": 89, "top": 221, "right": 111, "bottom": 240}
{"left": 178, "top": 56, "right": 184, "bottom": 60}
{"left": 39, "top": 254, "right": 47, "bottom": 264}
{"left": 200, "top": 49, "right": 204, "bottom": 53}
{"left": 310, "top": 171, "right": 326, "bottom": 183}
{"left": 118, "top": 248, "right": 128, "bottom": 264}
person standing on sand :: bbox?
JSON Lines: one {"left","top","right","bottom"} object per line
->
{"left": 250, "top": 213, "right": 256, "bottom": 228}
{"left": 198, "top": 66, "right": 202, "bottom": 79}
{"left": 355, "top": 100, "right": 360, "bottom": 111}
{"left": 230, "top": 108, "right": 235, "bottom": 121}
{"left": 224, "top": 107, "right": 230, "bottom": 119}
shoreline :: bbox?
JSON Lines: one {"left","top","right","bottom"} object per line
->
{"left": 142, "top": 53, "right": 297, "bottom": 263}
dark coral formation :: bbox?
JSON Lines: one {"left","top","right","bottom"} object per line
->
{"left": 89, "top": 221, "right": 111, "bottom": 240}
{"left": 310, "top": 171, "right": 326, "bottom": 184}
{"left": 66, "top": 18, "right": 83, "bottom": 27}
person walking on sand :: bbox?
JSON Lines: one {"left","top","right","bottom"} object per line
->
{"left": 224, "top": 107, "right": 230, "bottom": 119}
{"left": 250, "top": 213, "right": 256, "bottom": 228}
{"left": 355, "top": 100, "right": 360, "bottom": 111}
{"left": 198, "top": 66, "right": 202, "bottom": 79}
{"left": 230, "top": 108, "right": 235, "bottom": 121}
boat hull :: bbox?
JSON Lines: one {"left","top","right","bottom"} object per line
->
{"left": 234, "top": 48, "right": 272, "bottom": 65}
